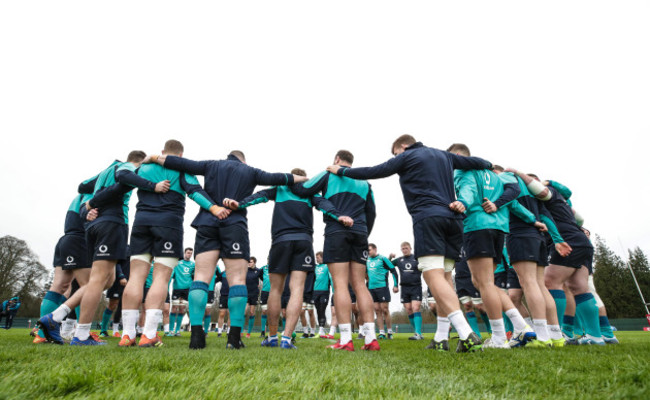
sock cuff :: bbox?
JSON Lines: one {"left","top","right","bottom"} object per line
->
{"left": 563, "top": 315, "right": 575, "bottom": 324}
{"left": 549, "top": 289, "right": 566, "bottom": 299}
{"left": 599, "top": 316, "right": 610, "bottom": 324}
{"left": 230, "top": 285, "right": 248, "bottom": 298}
{"left": 408, "top": 314, "right": 414, "bottom": 320}
{"left": 466, "top": 311, "right": 476, "bottom": 317}
{"left": 413, "top": 312, "right": 421, "bottom": 317}
{"left": 249, "top": 316, "right": 255, "bottom": 320}
{"left": 45, "top": 291, "right": 67, "bottom": 304}
{"left": 190, "top": 281, "right": 209, "bottom": 292}
{"left": 437, "top": 316, "right": 450, "bottom": 322}
{"left": 447, "top": 310, "right": 461, "bottom": 319}
{"left": 574, "top": 292, "right": 594, "bottom": 304}
{"left": 104, "top": 309, "right": 113, "bottom": 316}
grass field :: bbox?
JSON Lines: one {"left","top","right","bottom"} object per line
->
{"left": 1, "top": 329, "right": 648, "bottom": 400}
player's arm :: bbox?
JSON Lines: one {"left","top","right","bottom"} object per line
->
{"left": 330, "top": 154, "right": 407, "bottom": 180}
{"left": 506, "top": 169, "right": 552, "bottom": 201}
{"left": 546, "top": 180, "right": 572, "bottom": 200}
{"left": 492, "top": 173, "right": 522, "bottom": 209}
{"left": 311, "top": 194, "right": 353, "bottom": 227}
{"left": 78, "top": 175, "right": 99, "bottom": 194}
{"left": 157, "top": 155, "right": 209, "bottom": 176}
{"left": 383, "top": 256, "right": 399, "bottom": 287}
{"left": 86, "top": 182, "right": 132, "bottom": 209}
{"left": 290, "top": 171, "right": 328, "bottom": 197}
{"left": 538, "top": 204, "right": 565, "bottom": 244}
{"left": 179, "top": 173, "right": 230, "bottom": 219}
{"left": 506, "top": 200, "right": 539, "bottom": 226}
{"left": 365, "top": 186, "right": 377, "bottom": 235}
{"left": 454, "top": 171, "right": 479, "bottom": 212}
{"left": 446, "top": 153, "right": 492, "bottom": 171}
{"left": 231, "top": 187, "right": 278, "bottom": 210}
{"left": 252, "top": 167, "right": 296, "bottom": 187}
{"left": 115, "top": 166, "right": 160, "bottom": 192}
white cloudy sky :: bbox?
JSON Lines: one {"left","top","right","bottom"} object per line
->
{"left": 1, "top": 2, "right": 649, "bottom": 312}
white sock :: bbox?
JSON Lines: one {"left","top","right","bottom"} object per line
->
{"left": 163, "top": 324, "right": 169, "bottom": 333}
{"left": 61, "top": 319, "right": 75, "bottom": 336}
{"left": 218, "top": 327, "right": 223, "bottom": 333}
{"left": 303, "top": 327, "right": 309, "bottom": 334}
{"left": 387, "top": 329, "right": 393, "bottom": 334}
{"left": 144, "top": 309, "right": 162, "bottom": 339}
{"left": 136, "top": 325, "right": 143, "bottom": 334}
{"left": 548, "top": 324, "right": 562, "bottom": 340}
{"left": 339, "top": 323, "right": 352, "bottom": 343}
{"left": 319, "top": 327, "right": 325, "bottom": 335}
{"left": 434, "top": 317, "right": 450, "bottom": 342}
{"left": 310, "top": 327, "right": 315, "bottom": 334}
{"left": 379, "top": 329, "right": 385, "bottom": 335}
{"left": 533, "top": 319, "right": 550, "bottom": 342}
{"left": 329, "top": 326, "right": 337, "bottom": 336}
{"left": 112, "top": 323, "right": 120, "bottom": 334}
{"left": 122, "top": 309, "right": 139, "bottom": 339}
{"left": 490, "top": 319, "right": 507, "bottom": 344}
{"left": 448, "top": 310, "right": 474, "bottom": 340}
{"left": 505, "top": 308, "right": 527, "bottom": 332}
{"left": 52, "top": 304, "right": 71, "bottom": 323}
{"left": 364, "top": 323, "right": 376, "bottom": 344}
{"left": 75, "top": 323, "right": 91, "bottom": 341}
{"left": 524, "top": 317, "right": 533, "bottom": 327}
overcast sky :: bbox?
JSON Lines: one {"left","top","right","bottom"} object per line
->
{"left": 1, "top": 1, "right": 648, "bottom": 312}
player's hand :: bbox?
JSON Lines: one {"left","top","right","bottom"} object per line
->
{"left": 326, "top": 165, "right": 341, "bottom": 175}
{"left": 482, "top": 198, "right": 497, "bottom": 213}
{"left": 87, "top": 208, "right": 99, "bottom": 221}
{"left": 293, "top": 174, "right": 308, "bottom": 184}
{"left": 534, "top": 221, "right": 548, "bottom": 232}
{"left": 389, "top": 253, "right": 396, "bottom": 260}
{"left": 555, "top": 242, "right": 572, "bottom": 257}
{"left": 84, "top": 202, "right": 92, "bottom": 211}
{"left": 392, "top": 286, "right": 399, "bottom": 294}
{"left": 222, "top": 198, "right": 239, "bottom": 210}
{"left": 542, "top": 180, "right": 550, "bottom": 186}
{"left": 119, "top": 278, "right": 127, "bottom": 286}
{"left": 449, "top": 201, "right": 466, "bottom": 213}
{"left": 210, "top": 205, "right": 231, "bottom": 220}
{"left": 338, "top": 216, "right": 354, "bottom": 227}
{"left": 155, "top": 180, "right": 171, "bottom": 193}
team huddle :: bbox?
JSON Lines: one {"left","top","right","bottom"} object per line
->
{"left": 34, "top": 135, "right": 618, "bottom": 352}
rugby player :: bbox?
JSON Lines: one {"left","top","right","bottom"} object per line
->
{"left": 366, "top": 244, "right": 399, "bottom": 339}
{"left": 391, "top": 242, "right": 423, "bottom": 340}
{"left": 149, "top": 150, "right": 307, "bottom": 349}
{"left": 327, "top": 136, "right": 487, "bottom": 352}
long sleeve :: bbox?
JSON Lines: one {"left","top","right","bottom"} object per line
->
{"left": 164, "top": 156, "right": 209, "bottom": 176}
{"left": 116, "top": 169, "right": 156, "bottom": 191}
{"left": 507, "top": 201, "right": 537, "bottom": 224}
{"left": 252, "top": 168, "right": 294, "bottom": 186}
{"left": 88, "top": 183, "right": 131, "bottom": 209}
{"left": 180, "top": 173, "right": 216, "bottom": 210}
{"left": 337, "top": 155, "right": 406, "bottom": 180}
{"left": 291, "top": 171, "right": 328, "bottom": 197}
{"left": 455, "top": 172, "right": 479, "bottom": 210}
{"left": 382, "top": 256, "right": 399, "bottom": 287}
{"left": 238, "top": 188, "right": 278, "bottom": 209}
{"left": 365, "top": 187, "right": 377, "bottom": 235}
{"left": 312, "top": 195, "right": 340, "bottom": 221}
{"left": 446, "top": 153, "right": 492, "bottom": 171}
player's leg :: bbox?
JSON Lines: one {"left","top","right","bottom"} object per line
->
{"left": 162, "top": 298, "right": 170, "bottom": 336}
{"left": 119, "top": 256, "right": 150, "bottom": 344}
{"left": 536, "top": 266, "right": 562, "bottom": 344}
{"left": 513, "top": 261, "right": 550, "bottom": 345}
{"left": 140, "top": 260, "right": 174, "bottom": 346}
{"left": 411, "top": 299, "right": 423, "bottom": 339}
{"left": 73, "top": 259, "right": 115, "bottom": 344}
{"left": 588, "top": 274, "right": 616, "bottom": 342}
{"left": 328, "top": 262, "right": 353, "bottom": 348}
{"left": 37, "top": 267, "right": 73, "bottom": 341}
{"left": 374, "top": 300, "right": 384, "bottom": 339}
{"left": 263, "top": 272, "right": 286, "bottom": 346}
{"left": 404, "top": 301, "right": 414, "bottom": 332}
{"left": 469, "top": 256, "right": 510, "bottom": 347}
{"left": 383, "top": 302, "right": 393, "bottom": 338}
{"left": 567, "top": 266, "right": 603, "bottom": 344}
{"left": 281, "top": 271, "right": 307, "bottom": 348}
{"left": 350, "top": 261, "right": 379, "bottom": 350}
{"left": 308, "top": 307, "right": 317, "bottom": 337}
{"left": 329, "top": 304, "right": 338, "bottom": 338}
{"left": 186, "top": 249, "right": 220, "bottom": 348}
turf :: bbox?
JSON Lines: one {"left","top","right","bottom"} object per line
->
{"left": 1, "top": 330, "right": 648, "bottom": 399}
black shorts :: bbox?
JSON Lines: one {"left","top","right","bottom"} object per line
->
{"left": 207, "top": 291, "right": 215, "bottom": 304}
{"left": 219, "top": 295, "right": 228, "bottom": 309}
{"left": 142, "top": 286, "right": 150, "bottom": 303}
{"left": 400, "top": 285, "right": 423, "bottom": 303}
{"left": 507, "top": 235, "right": 548, "bottom": 266}
{"left": 269, "top": 240, "right": 315, "bottom": 274}
{"left": 464, "top": 229, "right": 505, "bottom": 264}
{"left": 260, "top": 291, "right": 269, "bottom": 305}
{"left": 370, "top": 287, "right": 391, "bottom": 303}
{"left": 413, "top": 216, "right": 464, "bottom": 260}
{"left": 194, "top": 224, "right": 250, "bottom": 259}
{"left": 312, "top": 291, "right": 330, "bottom": 306}
{"left": 86, "top": 222, "right": 129, "bottom": 261}
{"left": 130, "top": 225, "right": 184, "bottom": 258}
{"left": 281, "top": 295, "right": 291, "bottom": 309}
{"left": 165, "top": 292, "right": 170, "bottom": 304}
{"left": 106, "top": 285, "right": 124, "bottom": 299}
{"left": 550, "top": 245, "right": 594, "bottom": 271}
{"left": 494, "top": 270, "right": 508, "bottom": 290}
{"left": 248, "top": 293, "right": 259, "bottom": 306}
{"left": 455, "top": 274, "right": 481, "bottom": 299}
{"left": 507, "top": 267, "right": 521, "bottom": 290}
{"left": 303, "top": 291, "right": 314, "bottom": 304}
{"left": 322, "top": 231, "right": 368, "bottom": 264}
{"left": 53, "top": 234, "right": 89, "bottom": 270}
{"left": 172, "top": 289, "right": 189, "bottom": 301}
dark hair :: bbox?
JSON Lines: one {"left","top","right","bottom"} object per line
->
{"left": 126, "top": 150, "right": 147, "bottom": 163}
{"left": 528, "top": 173, "right": 539, "bottom": 180}
{"left": 316, "top": 251, "right": 323, "bottom": 256}
{"left": 368, "top": 243, "right": 377, "bottom": 250}
{"left": 291, "top": 168, "right": 306, "bottom": 177}
{"left": 335, "top": 150, "right": 354, "bottom": 165}
{"left": 250, "top": 256, "right": 257, "bottom": 263}
{"left": 392, "top": 134, "right": 416, "bottom": 154}
{"left": 184, "top": 247, "right": 193, "bottom": 253}
{"left": 492, "top": 165, "right": 504, "bottom": 172}
{"left": 164, "top": 139, "right": 184, "bottom": 155}
{"left": 446, "top": 143, "right": 470, "bottom": 156}
{"left": 229, "top": 150, "right": 246, "bottom": 162}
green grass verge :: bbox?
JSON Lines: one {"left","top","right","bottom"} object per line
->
{"left": 1, "top": 330, "right": 648, "bottom": 399}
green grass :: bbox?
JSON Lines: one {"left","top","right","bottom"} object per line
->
{"left": 1, "top": 330, "right": 649, "bottom": 399}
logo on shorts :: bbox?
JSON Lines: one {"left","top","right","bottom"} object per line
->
{"left": 233, "top": 243, "right": 240, "bottom": 251}
{"left": 66, "top": 256, "right": 75, "bottom": 264}
{"left": 305, "top": 256, "right": 312, "bottom": 264}
{"left": 164, "top": 242, "right": 173, "bottom": 250}
{"left": 363, "top": 250, "right": 369, "bottom": 258}
{"left": 405, "top": 263, "right": 412, "bottom": 270}
{"left": 98, "top": 245, "right": 108, "bottom": 254}
{"left": 382, "top": 296, "right": 386, "bottom": 301}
